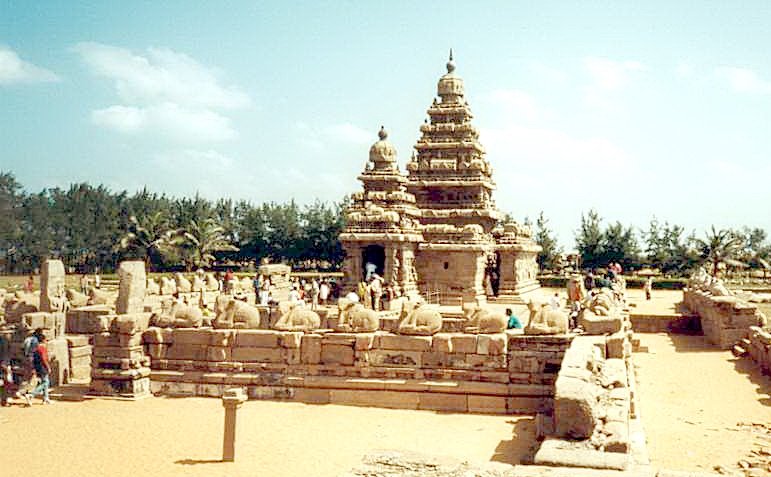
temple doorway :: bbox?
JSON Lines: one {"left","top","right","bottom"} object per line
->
{"left": 362, "top": 245, "right": 385, "bottom": 281}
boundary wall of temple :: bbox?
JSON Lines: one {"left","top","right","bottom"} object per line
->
{"left": 683, "top": 288, "right": 765, "bottom": 349}
{"left": 746, "top": 325, "right": 771, "bottom": 373}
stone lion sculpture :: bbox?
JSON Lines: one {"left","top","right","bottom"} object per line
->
{"left": 398, "top": 299, "right": 442, "bottom": 335}
{"left": 213, "top": 295, "right": 262, "bottom": 329}
{"left": 66, "top": 288, "right": 89, "bottom": 308}
{"left": 152, "top": 299, "right": 204, "bottom": 328}
{"left": 175, "top": 273, "right": 192, "bottom": 293}
{"left": 160, "top": 276, "right": 177, "bottom": 295}
{"left": 273, "top": 303, "right": 320, "bottom": 332}
{"left": 525, "top": 300, "right": 568, "bottom": 335}
{"left": 336, "top": 298, "right": 379, "bottom": 332}
{"left": 462, "top": 302, "right": 507, "bottom": 333}
{"left": 3, "top": 292, "right": 39, "bottom": 324}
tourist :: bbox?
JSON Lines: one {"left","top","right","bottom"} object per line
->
{"left": 364, "top": 262, "right": 376, "bottom": 281}
{"left": 369, "top": 274, "right": 384, "bottom": 311}
{"left": 357, "top": 281, "right": 368, "bottom": 304}
{"left": 80, "top": 274, "right": 89, "bottom": 293}
{"left": 583, "top": 272, "right": 595, "bottom": 292}
{"left": 26, "top": 334, "right": 52, "bottom": 405}
{"left": 310, "top": 279, "right": 320, "bottom": 310}
{"left": 253, "top": 274, "right": 261, "bottom": 296}
{"left": 319, "top": 279, "right": 330, "bottom": 305}
{"left": 0, "top": 361, "right": 14, "bottom": 406}
{"left": 506, "top": 308, "right": 522, "bottom": 329}
{"left": 94, "top": 273, "right": 101, "bottom": 289}
{"left": 644, "top": 277, "right": 653, "bottom": 301}
{"left": 24, "top": 275, "right": 34, "bottom": 293}
{"left": 288, "top": 286, "right": 301, "bottom": 305}
{"left": 224, "top": 269, "right": 235, "bottom": 294}
{"left": 259, "top": 276, "right": 271, "bottom": 305}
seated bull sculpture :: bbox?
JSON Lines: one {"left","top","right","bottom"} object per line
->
{"left": 146, "top": 278, "right": 161, "bottom": 295}
{"left": 191, "top": 274, "right": 206, "bottom": 293}
{"left": 205, "top": 273, "right": 219, "bottom": 291}
{"left": 525, "top": 300, "right": 568, "bottom": 335}
{"left": 273, "top": 303, "right": 320, "bottom": 332}
{"left": 462, "top": 302, "right": 507, "bottom": 333}
{"left": 152, "top": 299, "right": 204, "bottom": 328}
{"left": 213, "top": 294, "right": 262, "bottom": 329}
{"left": 336, "top": 298, "right": 379, "bottom": 332}
{"left": 160, "top": 276, "right": 177, "bottom": 295}
{"left": 175, "top": 273, "right": 192, "bottom": 293}
{"left": 576, "top": 289, "right": 623, "bottom": 334}
{"left": 66, "top": 288, "right": 89, "bottom": 308}
{"left": 88, "top": 288, "right": 115, "bottom": 306}
{"left": 398, "top": 299, "right": 442, "bottom": 335}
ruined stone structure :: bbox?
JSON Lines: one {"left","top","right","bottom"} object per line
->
{"left": 340, "top": 53, "right": 540, "bottom": 305}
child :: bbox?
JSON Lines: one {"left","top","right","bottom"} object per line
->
{"left": 0, "top": 361, "right": 13, "bottom": 406}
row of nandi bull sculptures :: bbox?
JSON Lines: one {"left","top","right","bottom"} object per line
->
{"left": 145, "top": 291, "right": 571, "bottom": 336}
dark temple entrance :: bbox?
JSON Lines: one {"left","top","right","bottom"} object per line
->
{"left": 362, "top": 245, "right": 385, "bottom": 281}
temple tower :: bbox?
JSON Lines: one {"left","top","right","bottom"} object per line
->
{"left": 339, "top": 127, "right": 423, "bottom": 299}
{"left": 406, "top": 51, "right": 501, "bottom": 304}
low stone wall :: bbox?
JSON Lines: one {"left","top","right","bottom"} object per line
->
{"left": 747, "top": 326, "right": 771, "bottom": 374}
{"left": 683, "top": 289, "right": 765, "bottom": 349}
{"left": 142, "top": 328, "right": 573, "bottom": 414}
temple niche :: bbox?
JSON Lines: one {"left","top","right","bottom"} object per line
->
{"left": 341, "top": 52, "right": 541, "bottom": 305}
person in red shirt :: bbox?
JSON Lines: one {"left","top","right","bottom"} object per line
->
{"left": 24, "top": 275, "right": 34, "bottom": 293}
{"left": 26, "top": 334, "right": 52, "bottom": 405}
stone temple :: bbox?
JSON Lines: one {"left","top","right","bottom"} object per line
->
{"left": 340, "top": 53, "right": 541, "bottom": 305}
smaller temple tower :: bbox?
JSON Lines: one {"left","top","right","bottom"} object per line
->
{"left": 339, "top": 127, "right": 423, "bottom": 298}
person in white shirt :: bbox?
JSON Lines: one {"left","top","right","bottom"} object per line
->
{"left": 549, "top": 293, "right": 560, "bottom": 310}
{"left": 369, "top": 274, "right": 384, "bottom": 311}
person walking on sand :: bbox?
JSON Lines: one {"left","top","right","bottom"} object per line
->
{"left": 26, "top": 334, "right": 52, "bottom": 405}
{"left": 644, "top": 277, "right": 653, "bottom": 301}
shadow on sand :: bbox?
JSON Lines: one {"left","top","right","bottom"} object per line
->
{"left": 175, "top": 458, "right": 225, "bottom": 465}
{"left": 490, "top": 417, "right": 538, "bottom": 465}
{"left": 731, "top": 355, "right": 771, "bottom": 407}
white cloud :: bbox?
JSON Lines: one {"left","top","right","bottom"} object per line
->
{"left": 0, "top": 45, "right": 59, "bottom": 84}
{"left": 296, "top": 121, "right": 374, "bottom": 151}
{"left": 92, "top": 103, "right": 237, "bottom": 142}
{"left": 716, "top": 66, "right": 771, "bottom": 94}
{"left": 584, "top": 57, "right": 645, "bottom": 91}
{"left": 74, "top": 42, "right": 248, "bottom": 143}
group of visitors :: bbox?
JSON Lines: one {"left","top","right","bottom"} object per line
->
{"left": 0, "top": 328, "right": 52, "bottom": 407}
{"left": 79, "top": 273, "right": 101, "bottom": 294}
{"left": 286, "top": 277, "right": 337, "bottom": 310}
{"left": 354, "top": 273, "right": 399, "bottom": 311}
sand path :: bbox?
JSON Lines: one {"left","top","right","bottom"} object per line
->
{"left": 0, "top": 398, "right": 534, "bottom": 477}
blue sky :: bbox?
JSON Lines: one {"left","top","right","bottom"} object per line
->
{"left": 2, "top": 1, "right": 771, "bottom": 248}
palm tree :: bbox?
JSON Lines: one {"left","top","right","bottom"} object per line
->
{"left": 694, "top": 226, "right": 745, "bottom": 276}
{"left": 172, "top": 218, "right": 238, "bottom": 269}
{"left": 116, "top": 212, "right": 175, "bottom": 271}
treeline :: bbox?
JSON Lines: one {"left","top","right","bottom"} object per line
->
{"left": 534, "top": 209, "right": 771, "bottom": 276}
{"left": 0, "top": 172, "right": 346, "bottom": 273}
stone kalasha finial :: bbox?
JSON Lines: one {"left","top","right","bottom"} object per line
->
{"left": 369, "top": 125, "right": 397, "bottom": 165}
{"left": 378, "top": 125, "right": 388, "bottom": 140}
{"left": 446, "top": 48, "right": 456, "bottom": 73}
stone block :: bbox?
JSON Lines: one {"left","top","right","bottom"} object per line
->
{"left": 421, "top": 351, "right": 448, "bottom": 367}
{"left": 354, "top": 333, "right": 376, "bottom": 351}
{"left": 554, "top": 375, "right": 598, "bottom": 439}
{"left": 603, "top": 421, "right": 629, "bottom": 453}
{"left": 468, "top": 395, "right": 508, "bottom": 414}
{"left": 207, "top": 346, "right": 231, "bottom": 362}
{"left": 69, "top": 364, "right": 91, "bottom": 381}
{"left": 449, "top": 334, "right": 477, "bottom": 354}
{"left": 22, "top": 312, "right": 50, "bottom": 330}
{"left": 378, "top": 334, "right": 432, "bottom": 351}
{"left": 301, "top": 334, "right": 322, "bottom": 364}
{"left": 418, "top": 393, "right": 467, "bottom": 412}
{"left": 166, "top": 344, "right": 207, "bottom": 361}
{"left": 68, "top": 345, "right": 92, "bottom": 359}
{"left": 119, "top": 333, "right": 143, "bottom": 347}
{"left": 329, "top": 389, "right": 419, "bottom": 409}
{"left": 40, "top": 259, "right": 65, "bottom": 313}
{"left": 369, "top": 349, "right": 422, "bottom": 367}
{"left": 294, "top": 387, "right": 331, "bottom": 404}
{"left": 145, "top": 344, "right": 169, "bottom": 360}
{"left": 231, "top": 346, "right": 283, "bottom": 363}
{"left": 507, "top": 396, "right": 546, "bottom": 414}
{"left": 248, "top": 386, "right": 294, "bottom": 400}
{"left": 235, "top": 330, "right": 280, "bottom": 348}
{"left": 94, "top": 332, "right": 120, "bottom": 348}
{"left": 209, "top": 330, "right": 233, "bottom": 347}
{"left": 279, "top": 331, "right": 303, "bottom": 349}
{"left": 284, "top": 348, "right": 301, "bottom": 365}
{"left": 116, "top": 261, "right": 146, "bottom": 314}
{"left": 173, "top": 329, "right": 211, "bottom": 345}
{"left": 431, "top": 334, "right": 452, "bottom": 353}
{"left": 321, "top": 344, "right": 355, "bottom": 365}
{"left": 66, "top": 335, "right": 90, "bottom": 347}
{"left": 477, "top": 334, "right": 507, "bottom": 356}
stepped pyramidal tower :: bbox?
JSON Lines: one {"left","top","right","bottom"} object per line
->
{"left": 341, "top": 52, "right": 541, "bottom": 305}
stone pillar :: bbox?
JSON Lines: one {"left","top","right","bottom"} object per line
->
{"left": 116, "top": 261, "right": 146, "bottom": 315}
{"left": 40, "top": 259, "right": 65, "bottom": 313}
{"left": 221, "top": 387, "right": 248, "bottom": 462}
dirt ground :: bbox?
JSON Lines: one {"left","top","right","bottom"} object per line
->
{"left": 631, "top": 286, "right": 771, "bottom": 474}
{"left": 0, "top": 398, "right": 536, "bottom": 477}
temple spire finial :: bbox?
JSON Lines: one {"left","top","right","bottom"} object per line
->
{"left": 378, "top": 125, "right": 387, "bottom": 140}
{"left": 446, "top": 48, "right": 456, "bottom": 73}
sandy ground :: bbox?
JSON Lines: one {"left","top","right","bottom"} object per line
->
{"left": 0, "top": 398, "right": 535, "bottom": 477}
{"left": 635, "top": 335, "right": 771, "bottom": 473}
